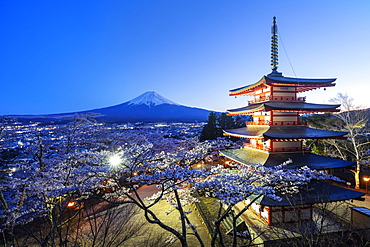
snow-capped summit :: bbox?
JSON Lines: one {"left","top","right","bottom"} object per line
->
{"left": 126, "top": 91, "right": 179, "bottom": 107}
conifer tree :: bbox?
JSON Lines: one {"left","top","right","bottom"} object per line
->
{"left": 200, "top": 113, "right": 247, "bottom": 141}
{"left": 199, "top": 112, "right": 220, "bottom": 141}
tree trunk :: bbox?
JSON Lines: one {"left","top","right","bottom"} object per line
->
{"left": 174, "top": 190, "right": 188, "bottom": 247}
{"left": 355, "top": 161, "right": 361, "bottom": 190}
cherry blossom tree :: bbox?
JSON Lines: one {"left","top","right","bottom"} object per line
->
{"left": 97, "top": 139, "right": 339, "bottom": 247}
{"left": 193, "top": 163, "right": 340, "bottom": 247}
{"left": 0, "top": 114, "right": 111, "bottom": 245}
{"left": 99, "top": 141, "right": 212, "bottom": 247}
{"left": 306, "top": 94, "right": 370, "bottom": 189}
{"left": 0, "top": 121, "right": 342, "bottom": 247}
{"left": 0, "top": 148, "right": 109, "bottom": 245}
{"left": 0, "top": 120, "right": 215, "bottom": 245}
{"left": 328, "top": 93, "right": 370, "bottom": 189}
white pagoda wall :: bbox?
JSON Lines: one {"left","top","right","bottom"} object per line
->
{"left": 243, "top": 200, "right": 313, "bottom": 226}
{"left": 273, "top": 142, "right": 301, "bottom": 148}
{"left": 271, "top": 87, "right": 296, "bottom": 101}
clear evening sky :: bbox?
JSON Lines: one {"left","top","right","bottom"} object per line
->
{"left": 1, "top": 0, "right": 369, "bottom": 115}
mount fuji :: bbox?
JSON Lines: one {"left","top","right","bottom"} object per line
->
{"left": 126, "top": 91, "right": 179, "bottom": 107}
{"left": 12, "top": 91, "right": 215, "bottom": 123}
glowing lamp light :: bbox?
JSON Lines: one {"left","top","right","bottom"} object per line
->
{"left": 109, "top": 154, "right": 122, "bottom": 167}
{"left": 67, "top": 201, "right": 76, "bottom": 208}
{"left": 197, "top": 164, "right": 202, "bottom": 168}
{"left": 364, "top": 176, "right": 370, "bottom": 194}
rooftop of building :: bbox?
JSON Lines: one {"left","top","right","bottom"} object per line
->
{"left": 227, "top": 102, "right": 340, "bottom": 115}
{"left": 229, "top": 74, "right": 337, "bottom": 96}
{"left": 248, "top": 180, "right": 365, "bottom": 207}
{"left": 223, "top": 125, "right": 348, "bottom": 139}
{"left": 220, "top": 148, "right": 355, "bottom": 170}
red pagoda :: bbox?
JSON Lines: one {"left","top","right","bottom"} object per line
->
{"left": 220, "top": 17, "right": 364, "bottom": 227}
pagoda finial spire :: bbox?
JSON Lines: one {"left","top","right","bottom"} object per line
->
{"left": 270, "top": 16, "right": 279, "bottom": 73}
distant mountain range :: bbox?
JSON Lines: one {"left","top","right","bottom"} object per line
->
{"left": 10, "top": 91, "right": 215, "bottom": 123}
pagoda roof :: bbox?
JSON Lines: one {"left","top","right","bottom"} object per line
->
{"left": 224, "top": 126, "right": 269, "bottom": 139}
{"left": 229, "top": 75, "right": 336, "bottom": 96}
{"left": 220, "top": 148, "right": 355, "bottom": 170}
{"left": 266, "top": 74, "right": 336, "bottom": 85}
{"left": 227, "top": 101, "right": 340, "bottom": 115}
{"left": 223, "top": 126, "right": 347, "bottom": 140}
{"left": 249, "top": 180, "right": 364, "bottom": 206}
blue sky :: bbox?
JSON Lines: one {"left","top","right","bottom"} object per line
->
{"left": 0, "top": 0, "right": 369, "bottom": 115}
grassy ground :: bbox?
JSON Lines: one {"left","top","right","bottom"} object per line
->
{"left": 195, "top": 195, "right": 244, "bottom": 246}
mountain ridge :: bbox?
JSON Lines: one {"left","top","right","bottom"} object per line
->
{"left": 10, "top": 91, "right": 216, "bottom": 123}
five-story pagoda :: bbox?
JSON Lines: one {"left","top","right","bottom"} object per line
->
{"left": 222, "top": 17, "right": 354, "bottom": 171}
{"left": 220, "top": 17, "right": 364, "bottom": 226}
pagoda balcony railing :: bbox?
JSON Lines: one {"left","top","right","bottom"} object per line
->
{"left": 246, "top": 121, "right": 272, "bottom": 125}
{"left": 270, "top": 146, "right": 311, "bottom": 153}
{"left": 248, "top": 96, "right": 272, "bottom": 104}
{"left": 248, "top": 96, "right": 306, "bottom": 104}
{"left": 243, "top": 143, "right": 271, "bottom": 152}
{"left": 244, "top": 143, "right": 311, "bottom": 153}
{"left": 271, "top": 121, "right": 307, "bottom": 126}
{"left": 246, "top": 121, "right": 307, "bottom": 126}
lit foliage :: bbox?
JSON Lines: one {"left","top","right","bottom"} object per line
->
{"left": 194, "top": 163, "right": 340, "bottom": 206}
{"left": 0, "top": 150, "right": 109, "bottom": 230}
{"left": 99, "top": 140, "right": 339, "bottom": 247}
{"left": 0, "top": 120, "right": 340, "bottom": 247}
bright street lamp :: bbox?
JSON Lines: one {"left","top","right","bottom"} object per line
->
{"left": 109, "top": 154, "right": 122, "bottom": 168}
{"left": 364, "top": 177, "right": 370, "bottom": 194}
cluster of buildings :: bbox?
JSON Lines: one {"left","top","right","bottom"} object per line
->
{"left": 1, "top": 122, "right": 204, "bottom": 150}
{"left": 0, "top": 121, "right": 205, "bottom": 178}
